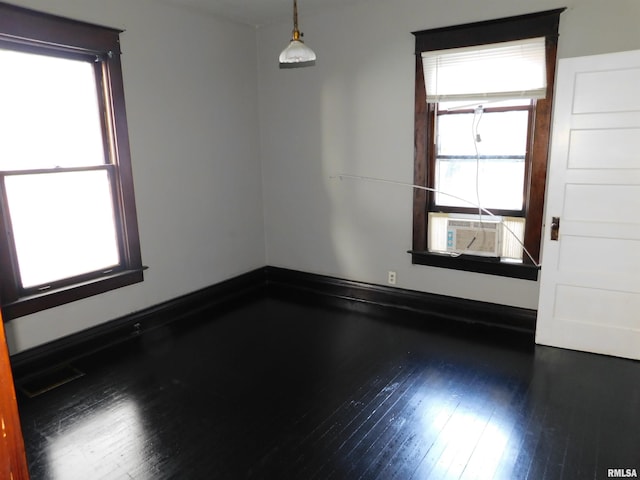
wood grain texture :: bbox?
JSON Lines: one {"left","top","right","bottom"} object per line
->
{"left": 0, "top": 308, "right": 30, "bottom": 479}
{"left": 11, "top": 265, "right": 532, "bottom": 384}
{"left": 412, "top": 52, "right": 429, "bottom": 250}
{"left": 16, "top": 298, "right": 640, "bottom": 480}
{"left": 266, "top": 266, "right": 537, "bottom": 333}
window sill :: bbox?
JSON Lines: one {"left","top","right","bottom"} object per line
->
{"left": 2, "top": 268, "right": 146, "bottom": 321}
{"left": 409, "top": 251, "right": 539, "bottom": 280}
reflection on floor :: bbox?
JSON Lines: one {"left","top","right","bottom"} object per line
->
{"left": 17, "top": 298, "right": 640, "bottom": 479}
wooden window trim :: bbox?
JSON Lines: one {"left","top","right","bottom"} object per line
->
{"left": 411, "top": 9, "right": 565, "bottom": 280}
{"left": 0, "top": 2, "right": 144, "bottom": 320}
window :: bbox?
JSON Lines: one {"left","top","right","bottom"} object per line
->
{"left": 411, "top": 9, "right": 564, "bottom": 280}
{"left": 0, "top": 3, "right": 143, "bottom": 319}
{"left": 429, "top": 99, "right": 532, "bottom": 261}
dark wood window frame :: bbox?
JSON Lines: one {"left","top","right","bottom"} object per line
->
{"left": 0, "top": 2, "right": 144, "bottom": 320}
{"left": 410, "top": 9, "right": 565, "bottom": 281}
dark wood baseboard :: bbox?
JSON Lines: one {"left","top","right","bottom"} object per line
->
{"left": 11, "top": 266, "right": 536, "bottom": 379}
{"left": 11, "top": 268, "right": 267, "bottom": 379}
{"left": 265, "top": 267, "right": 536, "bottom": 334}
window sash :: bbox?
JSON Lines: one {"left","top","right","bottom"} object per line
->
{"left": 421, "top": 37, "right": 547, "bottom": 103}
{"left": 434, "top": 156, "right": 526, "bottom": 211}
{"left": 2, "top": 167, "right": 122, "bottom": 291}
{"left": 433, "top": 102, "right": 532, "bottom": 212}
{"left": 0, "top": 48, "right": 107, "bottom": 171}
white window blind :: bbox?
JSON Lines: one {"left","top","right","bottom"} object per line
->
{"left": 421, "top": 37, "right": 547, "bottom": 103}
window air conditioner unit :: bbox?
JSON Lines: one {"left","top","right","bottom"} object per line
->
{"left": 446, "top": 218, "right": 501, "bottom": 257}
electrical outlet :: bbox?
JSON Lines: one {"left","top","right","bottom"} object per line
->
{"left": 387, "top": 271, "right": 397, "bottom": 285}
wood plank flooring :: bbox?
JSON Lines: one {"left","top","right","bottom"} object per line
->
{"left": 15, "top": 297, "right": 640, "bottom": 479}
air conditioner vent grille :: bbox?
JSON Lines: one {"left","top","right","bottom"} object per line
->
{"left": 446, "top": 219, "right": 501, "bottom": 257}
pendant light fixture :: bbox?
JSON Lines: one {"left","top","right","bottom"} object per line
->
{"left": 279, "top": 0, "right": 316, "bottom": 68}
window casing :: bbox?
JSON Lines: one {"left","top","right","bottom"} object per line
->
{"left": 411, "top": 9, "right": 564, "bottom": 280}
{"left": 0, "top": 3, "right": 143, "bottom": 319}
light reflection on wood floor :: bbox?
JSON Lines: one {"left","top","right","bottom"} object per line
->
{"left": 17, "top": 298, "right": 640, "bottom": 479}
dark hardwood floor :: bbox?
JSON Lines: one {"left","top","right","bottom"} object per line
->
{"left": 15, "top": 297, "right": 640, "bottom": 479}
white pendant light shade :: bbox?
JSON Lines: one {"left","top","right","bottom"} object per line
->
{"left": 279, "top": 40, "right": 316, "bottom": 64}
{"left": 279, "top": 0, "right": 316, "bottom": 67}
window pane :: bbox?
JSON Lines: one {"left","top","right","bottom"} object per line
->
{"left": 435, "top": 109, "right": 528, "bottom": 210}
{"left": 438, "top": 110, "right": 528, "bottom": 156}
{"left": 5, "top": 170, "right": 120, "bottom": 288}
{"left": 436, "top": 158, "right": 525, "bottom": 210}
{"left": 0, "top": 49, "right": 105, "bottom": 170}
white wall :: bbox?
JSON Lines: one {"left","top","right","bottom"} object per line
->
{"left": 5, "top": 0, "right": 640, "bottom": 353}
{"left": 257, "top": 0, "right": 640, "bottom": 309}
{"left": 5, "top": 0, "right": 265, "bottom": 353}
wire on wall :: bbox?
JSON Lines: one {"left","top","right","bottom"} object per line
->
{"left": 330, "top": 173, "right": 541, "bottom": 268}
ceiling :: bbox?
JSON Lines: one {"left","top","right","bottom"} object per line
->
{"left": 157, "top": 0, "right": 366, "bottom": 27}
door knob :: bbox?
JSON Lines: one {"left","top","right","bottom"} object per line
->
{"left": 550, "top": 216, "right": 560, "bottom": 241}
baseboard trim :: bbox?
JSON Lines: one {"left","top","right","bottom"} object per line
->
{"left": 265, "top": 267, "right": 536, "bottom": 334}
{"left": 11, "top": 267, "right": 267, "bottom": 378}
{"left": 11, "top": 266, "right": 536, "bottom": 378}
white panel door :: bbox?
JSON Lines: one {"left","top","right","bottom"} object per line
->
{"left": 536, "top": 49, "right": 640, "bottom": 360}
